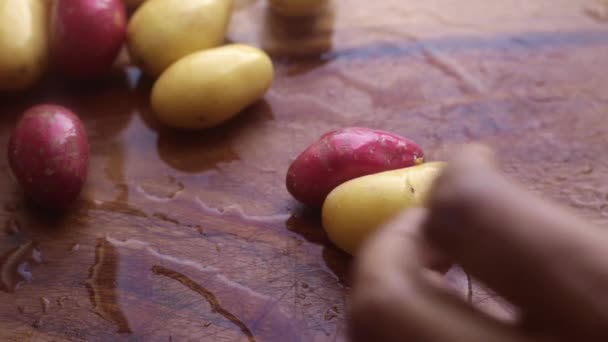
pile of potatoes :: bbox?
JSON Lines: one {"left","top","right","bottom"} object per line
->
{"left": 287, "top": 128, "right": 445, "bottom": 255}
{"left": 2, "top": 0, "right": 327, "bottom": 210}
{"left": 1, "top": 0, "right": 441, "bottom": 256}
{"left": 128, "top": 0, "right": 278, "bottom": 129}
{"left": 0, "top": 0, "right": 282, "bottom": 129}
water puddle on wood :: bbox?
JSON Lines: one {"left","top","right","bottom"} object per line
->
{"left": 84, "top": 235, "right": 308, "bottom": 341}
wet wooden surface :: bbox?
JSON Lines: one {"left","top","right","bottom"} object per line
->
{"left": 2, "top": 0, "right": 608, "bottom": 340}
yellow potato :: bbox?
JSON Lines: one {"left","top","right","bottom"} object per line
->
{"left": 127, "top": 0, "right": 233, "bottom": 77}
{"left": 268, "top": 0, "right": 328, "bottom": 16}
{"left": 0, "top": 0, "right": 48, "bottom": 92}
{"left": 151, "top": 44, "right": 274, "bottom": 130}
{"left": 322, "top": 162, "right": 446, "bottom": 255}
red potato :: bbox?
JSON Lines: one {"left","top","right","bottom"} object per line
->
{"left": 8, "top": 105, "right": 89, "bottom": 210}
{"left": 50, "top": 0, "right": 127, "bottom": 80}
{"left": 286, "top": 127, "right": 424, "bottom": 206}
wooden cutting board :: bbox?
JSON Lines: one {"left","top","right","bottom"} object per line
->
{"left": 1, "top": 0, "right": 608, "bottom": 340}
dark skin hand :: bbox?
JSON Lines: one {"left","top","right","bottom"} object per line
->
{"left": 350, "top": 145, "right": 608, "bottom": 342}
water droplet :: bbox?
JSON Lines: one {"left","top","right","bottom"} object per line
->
{"left": 32, "top": 319, "right": 43, "bottom": 328}
{"left": 601, "top": 204, "right": 608, "bottom": 217}
{"left": 3, "top": 203, "right": 18, "bottom": 212}
{"left": 585, "top": 3, "right": 608, "bottom": 22}
{"left": 203, "top": 321, "right": 212, "bottom": 327}
{"left": 215, "top": 243, "right": 223, "bottom": 253}
{"left": 580, "top": 165, "right": 593, "bottom": 175}
{"left": 32, "top": 248, "right": 43, "bottom": 264}
{"left": 323, "top": 308, "right": 338, "bottom": 321}
{"left": 57, "top": 296, "right": 68, "bottom": 307}
{"left": 40, "top": 297, "right": 50, "bottom": 313}
{"left": 4, "top": 219, "right": 20, "bottom": 235}
{"left": 135, "top": 177, "right": 184, "bottom": 203}
{"left": 196, "top": 198, "right": 291, "bottom": 223}
{"left": 196, "top": 197, "right": 291, "bottom": 224}
{"left": 125, "top": 66, "right": 141, "bottom": 90}
{"left": 152, "top": 212, "right": 181, "bottom": 225}
{"left": 16, "top": 263, "right": 32, "bottom": 284}
{"left": 569, "top": 186, "right": 604, "bottom": 208}
{"left": 69, "top": 243, "right": 80, "bottom": 253}
{"left": 323, "top": 305, "right": 338, "bottom": 321}
{"left": 301, "top": 282, "right": 309, "bottom": 289}
{"left": 105, "top": 236, "right": 220, "bottom": 273}
{"left": 0, "top": 242, "right": 39, "bottom": 292}
{"left": 421, "top": 47, "right": 486, "bottom": 95}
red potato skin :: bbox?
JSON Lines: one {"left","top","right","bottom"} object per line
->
{"left": 50, "top": 0, "right": 127, "bottom": 80}
{"left": 286, "top": 127, "right": 425, "bottom": 206}
{"left": 8, "top": 105, "right": 89, "bottom": 210}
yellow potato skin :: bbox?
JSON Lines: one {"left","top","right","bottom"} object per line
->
{"left": 269, "top": 0, "right": 328, "bottom": 16}
{"left": 0, "top": 0, "right": 48, "bottom": 91}
{"left": 151, "top": 44, "right": 274, "bottom": 130}
{"left": 322, "top": 162, "right": 446, "bottom": 255}
{"left": 127, "top": 0, "right": 233, "bottom": 77}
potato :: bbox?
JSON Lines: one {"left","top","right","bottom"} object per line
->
{"left": 151, "top": 44, "right": 274, "bottom": 130}
{"left": 0, "top": 0, "right": 48, "bottom": 91}
{"left": 127, "top": 0, "right": 233, "bottom": 77}
{"left": 50, "top": 0, "right": 127, "bottom": 79}
{"left": 287, "top": 127, "right": 424, "bottom": 206}
{"left": 322, "top": 162, "right": 445, "bottom": 255}
{"left": 268, "top": 0, "right": 328, "bottom": 16}
{"left": 8, "top": 104, "right": 89, "bottom": 210}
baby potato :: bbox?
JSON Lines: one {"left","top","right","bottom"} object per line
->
{"left": 322, "top": 162, "right": 446, "bottom": 255}
{"left": 127, "top": 0, "right": 233, "bottom": 77}
{"left": 269, "top": 0, "right": 328, "bottom": 16}
{"left": 8, "top": 104, "right": 89, "bottom": 210}
{"left": 50, "top": 0, "right": 127, "bottom": 80}
{"left": 287, "top": 127, "right": 424, "bottom": 206}
{"left": 151, "top": 44, "right": 274, "bottom": 130}
{"left": 0, "top": 0, "right": 48, "bottom": 91}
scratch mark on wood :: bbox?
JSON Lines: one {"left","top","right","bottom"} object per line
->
{"left": 420, "top": 47, "right": 485, "bottom": 95}
{"left": 40, "top": 296, "right": 50, "bottom": 313}
{"left": 151, "top": 265, "right": 256, "bottom": 342}
{"left": 152, "top": 212, "right": 181, "bottom": 225}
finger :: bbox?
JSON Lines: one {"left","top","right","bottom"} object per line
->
{"left": 424, "top": 145, "right": 608, "bottom": 340}
{"left": 350, "top": 208, "right": 536, "bottom": 342}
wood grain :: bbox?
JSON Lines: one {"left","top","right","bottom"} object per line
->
{"left": 1, "top": 0, "right": 608, "bottom": 340}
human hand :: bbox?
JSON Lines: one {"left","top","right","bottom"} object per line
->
{"left": 350, "top": 145, "right": 608, "bottom": 341}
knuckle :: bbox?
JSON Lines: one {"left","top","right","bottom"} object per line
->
{"left": 430, "top": 167, "right": 486, "bottom": 216}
